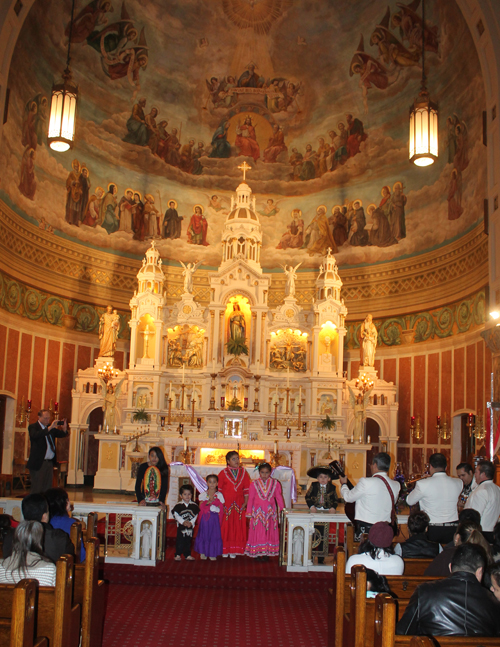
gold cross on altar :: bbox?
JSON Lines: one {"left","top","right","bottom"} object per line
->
{"left": 238, "top": 161, "right": 251, "bottom": 181}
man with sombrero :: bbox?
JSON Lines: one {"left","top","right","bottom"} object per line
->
{"left": 306, "top": 465, "right": 338, "bottom": 563}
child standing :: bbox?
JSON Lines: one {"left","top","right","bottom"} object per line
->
{"left": 194, "top": 474, "right": 224, "bottom": 561}
{"left": 218, "top": 451, "right": 251, "bottom": 558}
{"left": 172, "top": 484, "right": 199, "bottom": 561}
{"left": 245, "top": 462, "right": 285, "bottom": 561}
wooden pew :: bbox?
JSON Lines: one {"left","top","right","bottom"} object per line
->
{"left": 373, "top": 593, "right": 500, "bottom": 647}
{"left": 69, "top": 522, "right": 83, "bottom": 564}
{"left": 401, "top": 559, "right": 432, "bottom": 576}
{"left": 0, "top": 580, "right": 47, "bottom": 647}
{"left": 328, "top": 547, "right": 346, "bottom": 647}
{"left": 85, "top": 513, "right": 98, "bottom": 543}
{"left": 0, "top": 556, "right": 81, "bottom": 647}
{"left": 73, "top": 538, "right": 105, "bottom": 647}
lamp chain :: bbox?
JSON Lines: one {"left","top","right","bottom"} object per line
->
{"left": 66, "top": 0, "right": 76, "bottom": 70}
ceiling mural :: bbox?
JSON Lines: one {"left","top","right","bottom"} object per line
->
{"left": 0, "top": 0, "right": 486, "bottom": 270}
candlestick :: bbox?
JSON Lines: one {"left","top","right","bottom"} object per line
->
{"left": 54, "top": 402, "right": 59, "bottom": 413}
{"left": 184, "top": 437, "right": 188, "bottom": 451}
{"left": 287, "top": 366, "right": 290, "bottom": 388}
{"left": 221, "top": 396, "right": 226, "bottom": 409}
{"left": 182, "top": 364, "right": 185, "bottom": 383}
{"left": 169, "top": 381, "right": 172, "bottom": 398}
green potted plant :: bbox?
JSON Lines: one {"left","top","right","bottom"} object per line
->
{"left": 132, "top": 407, "right": 149, "bottom": 423}
{"left": 227, "top": 397, "right": 242, "bottom": 411}
{"left": 320, "top": 414, "right": 336, "bottom": 431}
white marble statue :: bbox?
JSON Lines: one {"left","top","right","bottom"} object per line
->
{"left": 180, "top": 260, "right": 201, "bottom": 295}
{"left": 360, "top": 313, "right": 377, "bottom": 367}
{"left": 348, "top": 385, "right": 371, "bottom": 443}
{"left": 98, "top": 306, "right": 120, "bottom": 357}
{"left": 281, "top": 262, "right": 302, "bottom": 298}
{"left": 101, "top": 377, "right": 125, "bottom": 431}
{"left": 292, "top": 526, "right": 305, "bottom": 566}
{"left": 140, "top": 523, "right": 153, "bottom": 560}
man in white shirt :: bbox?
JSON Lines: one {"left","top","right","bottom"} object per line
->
{"left": 406, "top": 453, "right": 462, "bottom": 544}
{"left": 339, "top": 452, "right": 400, "bottom": 539}
{"left": 464, "top": 459, "right": 500, "bottom": 542}
{"left": 456, "top": 462, "right": 477, "bottom": 510}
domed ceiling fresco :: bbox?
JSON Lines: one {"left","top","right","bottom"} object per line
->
{"left": 0, "top": 0, "right": 485, "bottom": 270}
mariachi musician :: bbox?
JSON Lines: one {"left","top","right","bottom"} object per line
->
{"left": 338, "top": 452, "right": 400, "bottom": 540}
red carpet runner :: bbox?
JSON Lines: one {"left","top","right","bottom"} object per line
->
{"left": 102, "top": 549, "right": 330, "bottom": 646}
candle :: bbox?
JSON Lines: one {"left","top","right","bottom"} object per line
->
{"left": 98, "top": 424, "right": 101, "bottom": 433}
{"left": 350, "top": 433, "right": 354, "bottom": 443}
{"left": 169, "top": 381, "right": 172, "bottom": 398}
{"left": 27, "top": 399, "right": 32, "bottom": 410}
{"left": 114, "top": 425, "right": 117, "bottom": 434}
{"left": 367, "top": 435, "right": 371, "bottom": 444}
{"left": 212, "top": 359, "right": 215, "bottom": 373}
{"left": 468, "top": 413, "right": 473, "bottom": 424}
{"left": 182, "top": 364, "right": 185, "bottom": 383}
{"left": 184, "top": 438, "right": 188, "bottom": 451}
{"left": 275, "top": 384, "right": 278, "bottom": 396}
{"left": 287, "top": 367, "right": 290, "bottom": 388}
{"left": 411, "top": 416, "right": 415, "bottom": 426}
{"left": 221, "top": 396, "right": 225, "bottom": 408}
{"left": 274, "top": 441, "right": 277, "bottom": 453}
{"left": 436, "top": 416, "right": 441, "bottom": 425}
{"left": 244, "top": 397, "right": 248, "bottom": 409}
{"left": 54, "top": 402, "right": 59, "bottom": 413}
{"left": 299, "top": 386, "right": 302, "bottom": 399}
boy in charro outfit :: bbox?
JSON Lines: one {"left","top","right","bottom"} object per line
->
{"left": 305, "top": 465, "right": 339, "bottom": 564}
{"left": 172, "top": 484, "right": 199, "bottom": 560}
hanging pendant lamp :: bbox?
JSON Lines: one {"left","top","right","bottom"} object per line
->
{"left": 409, "top": 0, "right": 438, "bottom": 166}
{"left": 48, "top": 0, "right": 78, "bottom": 152}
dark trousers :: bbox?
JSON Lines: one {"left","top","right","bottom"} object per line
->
{"left": 29, "top": 460, "right": 53, "bottom": 493}
{"left": 428, "top": 523, "right": 458, "bottom": 545}
{"left": 175, "top": 529, "right": 193, "bottom": 557}
{"left": 355, "top": 521, "right": 374, "bottom": 542}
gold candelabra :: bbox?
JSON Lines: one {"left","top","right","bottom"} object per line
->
{"left": 410, "top": 415, "right": 424, "bottom": 441}
{"left": 124, "top": 427, "right": 150, "bottom": 451}
{"left": 467, "top": 412, "right": 486, "bottom": 441}
{"left": 16, "top": 396, "right": 32, "bottom": 426}
{"left": 436, "top": 413, "right": 451, "bottom": 441}
{"left": 209, "top": 373, "right": 216, "bottom": 410}
{"left": 356, "top": 373, "right": 374, "bottom": 394}
{"left": 98, "top": 361, "right": 119, "bottom": 383}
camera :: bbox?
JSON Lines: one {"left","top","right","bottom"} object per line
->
{"left": 56, "top": 420, "right": 65, "bottom": 425}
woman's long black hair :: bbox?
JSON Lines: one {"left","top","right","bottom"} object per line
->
{"left": 149, "top": 446, "right": 169, "bottom": 477}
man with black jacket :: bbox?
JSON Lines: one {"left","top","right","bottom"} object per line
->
{"left": 397, "top": 544, "right": 500, "bottom": 636}
{"left": 27, "top": 409, "right": 69, "bottom": 493}
{"left": 2, "top": 493, "right": 74, "bottom": 563}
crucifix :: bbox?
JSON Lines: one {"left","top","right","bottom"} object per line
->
{"left": 238, "top": 160, "right": 251, "bottom": 181}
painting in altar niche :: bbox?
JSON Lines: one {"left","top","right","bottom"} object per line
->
{"left": 318, "top": 394, "right": 336, "bottom": 417}
{"left": 167, "top": 325, "right": 204, "bottom": 369}
{"left": 269, "top": 329, "right": 307, "bottom": 373}
{"left": 0, "top": 0, "right": 486, "bottom": 271}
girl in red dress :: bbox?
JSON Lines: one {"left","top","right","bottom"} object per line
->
{"left": 218, "top": 451, "right": 250, "bottom": 558}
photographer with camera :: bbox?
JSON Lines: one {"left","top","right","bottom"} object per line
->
{"left": 27, "top": 409, "right": 69, "bottom": 493}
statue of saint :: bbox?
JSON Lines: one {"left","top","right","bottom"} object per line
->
{"left": 360, "top": 313, "right": 377, "bottom": 367}
{"left": 179, "top": 260, "right": 200, "bottom": 294}
{"left": 101, "top": 377, "right": 125, "bottom": 431}
{"left": 229, "top": 304, "right": 246, "bottom": 343}
{"left": 280, "top": 262, "right": 302, "bottom": 298}
{"left": 348, "top": 386, "right": 371, "bottom": 443}
{"left": 98, "top": 306, "right": 120, "bottom": 358}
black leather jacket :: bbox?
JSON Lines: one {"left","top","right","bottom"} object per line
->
{"left": 396, "top": 571, "right": 500, "bottom": 636}
{"left": 399, "top": 533, "right": 440, "bottom": 559}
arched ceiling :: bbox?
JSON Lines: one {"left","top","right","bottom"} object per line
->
{"left": 0, "top": 0, "right": 486, "bottom": 274}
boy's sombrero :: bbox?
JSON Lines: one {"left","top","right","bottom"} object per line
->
{"left": 307, "top": 465, "right": 339, "bottom": 480}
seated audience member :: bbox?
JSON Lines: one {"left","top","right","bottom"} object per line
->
{"left": 397, "top": 544, "right": 500, "bottom": 636}
{"left": 366, "top": 568, "right": 393, "bottom": 598}
{"left": 0, "top": 520, "right": 56, "bottom": 586}
{"left": 464, "top": 460, "right": 500, "bottom": 543}
{"left": 346, "top": 521, "right": 404, "bottom": 575}
{"left": 424, "top": 521, "right": 491, "bottom": 577}
{"left": 395, "top": 511, "right": 439, "bottom": 558}
{"left": 489, "top": 563, "right": 500, "bottom": 602}
{"left": 45, "top": 488, "right": 85, "bottom": 562}
{"left": 2, "top": 493, "right": 74, "bottom": 563}
{"left": 492, "top": 522, "right": 500, "bottom": 562}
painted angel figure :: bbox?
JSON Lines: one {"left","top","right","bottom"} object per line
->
{"left": 348, "top": 385, "right": 371, "bottom": 444}
{"left": 179, "top": 260, "right": 201, "bottom": 295}
{"left": 101, "top": 377, "right": 125, "bottom": 431}
{"left": 281, "top": 262, "right": 302, "bottom": 298}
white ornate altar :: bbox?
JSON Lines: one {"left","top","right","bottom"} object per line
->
{"left": 68, "top": 175, "right": 400, "bottom": 494}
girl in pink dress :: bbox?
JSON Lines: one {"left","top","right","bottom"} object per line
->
{"left": 245, "top": 463, "right": 285, "bottom": 561}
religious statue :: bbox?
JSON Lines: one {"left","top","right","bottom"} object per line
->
{"left": 101, "top": 377, "right": 125, "bottom": 431}
{"left": 227, "top": 303, "right": 248, "bottom": 356}
{"left": 186, "top": 334, "right": 203, "bottom": 368}
{"left": 98, "top": 305, "right": 120, "bottom": 358}
{"left": 142, "top": 324, "right": 153, "bottom": 359}
{"left": 360, "top": 313, "right": 377, "bottom": 367}
{"left": 280, "top": 262, "right": 302, "bottom": 298}
{"left": 140, "top": 523, "right": 153, "bottom": 560}
{"left": 179, "top": 260, "right": 201, "bottom": 295}
{"left": 348, "top": 385, "right": 371, "bottom": 443}
{"left": 167, "top": 338, "right": 183, "bottom": 367}
{"left": 292, "top": 526, "right": 305, "bottom": 566}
